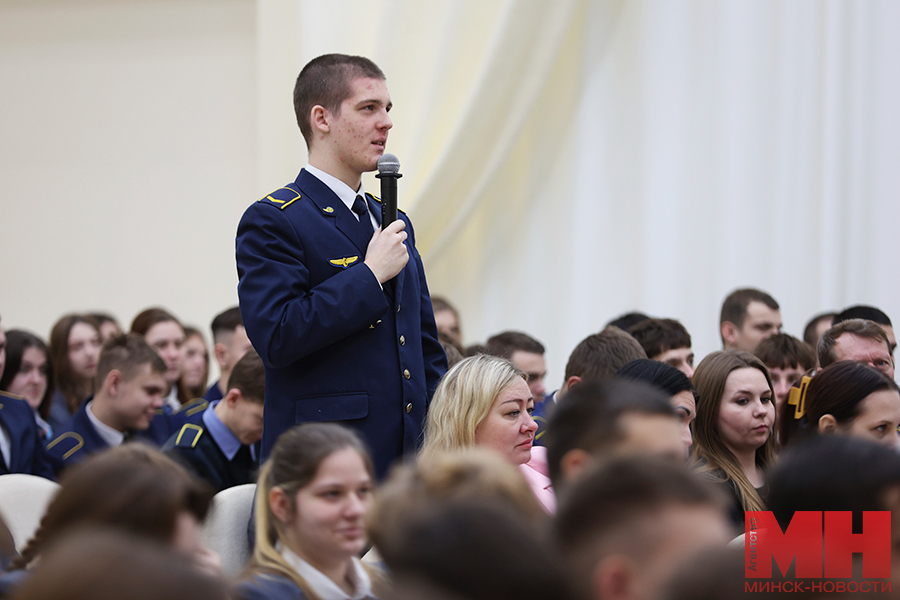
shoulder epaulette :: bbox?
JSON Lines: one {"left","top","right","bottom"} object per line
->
{"left": 258, "top": 186, "right": 301, "bottom": 210}
{"left": 46, "top": 432, "right": 85, "bottom": 461}
{"left": 0, "top": 390, "right": 23, "bottom": 402}
{"left": 175, "top": 423, "right": 204, "bottom": 448}
{"left": 176, "top": 398, "right": 208, "bottom": 418}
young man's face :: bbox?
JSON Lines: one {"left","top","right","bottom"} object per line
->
{"left": 114, "top": 364, "right": 166, "bottom": 431}
{"left": 653, "top": 347, "right": 695, "bottom": 378}
{"left": 768, "top": 364, "right": 807, "bottom": 410}
{"left": 729, "top": 301, "right": 782, "bottom": 351}
{"left": 328, "top": 77, "right": 392, "bottom": 177}
{"left": 230, "top": 396, "right": 265, "bottom": 445}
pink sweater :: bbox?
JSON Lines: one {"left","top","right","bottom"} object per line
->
{"left": 518, "top": 445, "right": 556, "bottom": 514}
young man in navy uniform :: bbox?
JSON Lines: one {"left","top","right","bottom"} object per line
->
{"left": 165, "top": 349, "right": 264, "bottom": 491}
{"left": 45, "top": 334, "right": 172, "bottom": 473}
{"left": 236, "top": 54, "right": 447, "bottom": 478}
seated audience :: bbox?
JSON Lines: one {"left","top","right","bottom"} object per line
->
{"left": 238, "top": 423, "right": 385, "bottom": 600}
{"left": 778, "top": 360, "right": 900, "bottom": 449}
{"left": 719, "top": 288, "right": 782, "bottom": 351}
{"left": 533, "top": 326, "right": 647, "bottom": 444}
{"left": 627, "top": 318, "right": 695, "bottom": 378}
{"left": 803, "top": 311, "right": 836, "bottom": 348}
{"left": 87, "top": 312, "right": 122, "bottom": 343}
{"left": 544, "top": 379, "right": 684, "bottom": 492}
{"left": 45, "top": 335, "right": 178, "bottom": 472}
{"left": 0, "top": 330, "right": 54, "bottom": 440}
{"left": 9, "top": 529, "right": 229, "bottom": 600}
{"left": 752, "top": 333, "right": 815, "bottom": 410}
{"left": 47, "top": 314, "right": 102, "bottom": 432}
{"left": 818, "top": 318, "right": 894, "bottom": 378}
{"left": 606, "top": 311, "right": 650, "bottom": 332}
{"left": 421, "top": 355, "right": 553, "bottom": 512}
{"left": 165, "top": 349, "right": 265, "bottom": 491}
{"left": 204, "top": 307, "right": 253, "bottom": 403}
{"left": 615, "top": 359, "right": 697, "bottom": 452}
{"left": 178, "top": 326, "right": 209, "bottom": 402}
{"left": 2, "top": 444, "right": 218, "bottom": 595}
{"left": 431, "top": 296, "right": 463, "bottom": 350}
{"left": 692, "top": 350, "right": 776, "bottom": 530}
{"left": 555, "top": 457, "right": 730, "bottom": 600}
{"left": 834, "top": 304, "right": 896, "bottom": 354}
{"left": 131, "top": 308, "right": 186, "bottom": 411}
{"left": 485, "top": 331, "right": 548, "bottom": 402}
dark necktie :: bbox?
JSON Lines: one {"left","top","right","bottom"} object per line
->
{"left": 352, "top": 195, "right": 375, "bottom": 238}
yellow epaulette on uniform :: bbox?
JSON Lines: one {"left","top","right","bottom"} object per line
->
{"left": 176, "top": 398, "right": 208, "bottom": 418}
{"left": 258, "top": 186, "right": 301, "bottom": 210}
{"left": 175, "top": 423, "right": 204, "bottom": 448}
{"left": 46, "top": 432, "right": 85, "bottom": 461}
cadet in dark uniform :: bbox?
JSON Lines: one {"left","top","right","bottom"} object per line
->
{"left": 202, "top": 307, "right": 254, "bottom": 404}
{"left": 235, "top": 54, "right": 447, "bottom": 478}
{"left": 45, "top": 335, "right": 174, "bottom": 474}
{"left": 0, "top": 391, "right": 56, "bottom": 479}
{"left": 165, "top": 350, "right": 264, "bottom": 491}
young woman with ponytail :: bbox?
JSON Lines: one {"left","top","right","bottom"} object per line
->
{"left": 239, "top": 423, "right": 384, "bottom": 600}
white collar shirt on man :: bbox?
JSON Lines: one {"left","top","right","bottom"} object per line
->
{"left": 306, "top": 164, "right": 379, "bottom": 230}
{"left": 86, "top": 400, "right": 125, "bottom": 447}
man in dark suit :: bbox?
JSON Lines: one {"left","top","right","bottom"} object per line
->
{"left": 45, "top": 334, "right": 173, "bottom": 473}
{"left": 236, "top": 54, "right": 447, "bottom": 478}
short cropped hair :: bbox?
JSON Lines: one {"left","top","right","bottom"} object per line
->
{"left": 226, "top": 348, "right": 264, "bottom": 404}
{"left": 834, "top": 305, "right": 892, "bottom": 327}
{"left": 210, "top": 307, "right": 243, "bottom": 343}
{"left": 606, "top": 312, "right": 650, "bottom": 332}
{"left": 95, "top": 334, "right": 166, "bottom": 385}
{"left": 544, "top": 379, "right": 676, "bottom": 488}
{"left": 719, "top": 288, "right": 779, "bottom": 328}
{"left": 293, "top": 54, "right": 385, "bottom": 147}
{"left": 627, "top": 318, "right": 692, "bottom": 359}
{"left": 818, "top": 318, "right": 891, "bottom": 368}
{"left": 752, "top": 333, "right": 815, "bottom": 371}
{"left": 484, "top": 331, "right": 545, "bottom": 359}
{"left": 803, "top": 312, "right": 837, "bottom": 346}
{"left": 563, "top": 327, "right": 647, "bottom": 383}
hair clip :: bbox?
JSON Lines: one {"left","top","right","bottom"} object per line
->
{"left": 787, "top": 375, "right": 813, "bottom": 420}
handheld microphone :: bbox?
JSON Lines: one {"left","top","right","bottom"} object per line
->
{"left": 376, "top": 153, "right": 401, "bottom": 227}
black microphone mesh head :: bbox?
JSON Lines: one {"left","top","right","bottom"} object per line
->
{"left": 377, "top": 153, "right": 401, "bottom": 174}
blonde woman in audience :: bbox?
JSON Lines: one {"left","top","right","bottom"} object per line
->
{"left": 46, "top": 314, "right": 102, "bottom": 431}
{"left": 691, "top": 350, "right": 777, "bottom": 530}
{"left": 0, "top": 445, "right": 219, "bottom": 597}
{"left": 422, "top": 355, "right": 553, "bottom": 512}
{"left": 239, "top": 423, "right": 385, "bottom": 600}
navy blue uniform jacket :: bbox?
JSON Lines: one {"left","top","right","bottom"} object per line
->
{"left": 0, "top": 392, "right": 55, "bottom": 479}
{"left": 45, "top": 400, "right": 186, "bottom": 474}
{"left": 236, "top": 169, "right": 447, "bottom": 477}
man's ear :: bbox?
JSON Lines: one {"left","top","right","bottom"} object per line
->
{"left": 213, "top": 343, "right": 228, "bottom": 370}
{"left": 311, "top": 105, "right": 330, "bottom": 134}
{"left": 269, "top": 486, "right": 293, "bottom": 525}
{"left": 592, "top": 555, "right": 636, "bottom": 600}
{"left": 224, "top": 389, "right": 242, "bottom": 409}
{"left": 560, "top": 448, "right": 592, "bottom": 482}
{"left": 721, "top": 321, "right": 738, "bottom": 347}
{"left": 818, "top": 414, "right": 838, "bottom": 435}
{"left": 105, "top": 369, "right": 122, "bottom": 397}
{"left": 563, "top": 375, "right": 582, "bottom": 393}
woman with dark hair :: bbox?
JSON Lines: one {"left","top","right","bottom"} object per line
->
{"left": 179, "top": 326, "right": 209, "bottom": 401}
{"left": 778, "top": 360, "right": 900, "bottom": 449}
{"left": 47, "top": 315, "right": 102, "bottom": 431}
{"left": 131, "top": 308, "right": 186, "bottom": 410}
{"left": 1, "top": 445, "right": 219, "bottom": 595}
{"left": 239, "top": 423, "right": 384, "bottom": 600}
{"left": 691, "top": 350, "right": 776, "bottom": 529}
{"left": 616, "top": 358, "right": 697, "bottom": 453}
{"left": 0, "top": 331, "right": 54, "bottom": 440}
